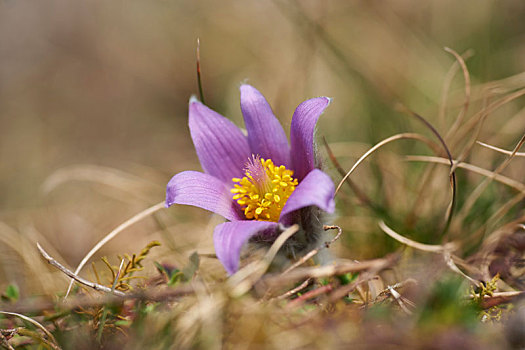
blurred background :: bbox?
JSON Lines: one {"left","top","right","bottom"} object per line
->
{"left": 1, "top": 0, "right": 525, "bottom": 295}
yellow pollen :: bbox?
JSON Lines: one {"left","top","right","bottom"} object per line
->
{"left": 231, "top": 157, "right": 298, "bottom": 222}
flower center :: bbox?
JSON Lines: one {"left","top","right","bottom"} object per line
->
{"left": 231, "top": 155, "right": 298, "bottom": 222}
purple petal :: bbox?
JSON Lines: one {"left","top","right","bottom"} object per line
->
{"left": 189, "top": 98, "right": 250, "bottom": 182}
{"left": 279, "top": 169, "right": 335, "bottom": 219}
{"left": 213, "top": 221, "right": 279, "bottom": 275}
{"left": 240, "top": 85, "right": 290, "bottom": 167}
{"left": 290, "top": 97, "right": 331, "bottom": 181}
{"left": 166, "top": 171, "right": 242, "bottom": 221}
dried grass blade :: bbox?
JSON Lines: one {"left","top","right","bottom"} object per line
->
{"left": 443, "top": 47, "right": 471, "bottom": 140}
{"left": 0, "top": 311, "right": 60, "bottom": 350}
{"left": 378, "top": 220, "right": 450, "bottom": 253}
{"left": 64, "top": 201, "right": 165, "bottom": 298}
{"left": 335, "top": 133, "right": 441, "bottom": 195}
{"left": 477, "top": 141, "right": 525, "bottom": 157}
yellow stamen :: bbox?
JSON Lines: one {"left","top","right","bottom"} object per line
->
{"left": 230, "top": 157, "right": 298, "bottom": 222}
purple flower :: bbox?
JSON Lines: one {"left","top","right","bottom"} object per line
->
{"left": 166, "top": 84, "right": 335, "bottom": 274}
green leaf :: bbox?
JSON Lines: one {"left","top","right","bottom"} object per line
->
{"left": 337, "top": 272, "right": 358, "bottom": 285}
{"left": 182, "top": 252, "right": 200, "bottom": 281}
{"left": 2, "top": 284, "right": 19, "bottom": 302}
{"left": 168, "top": 271, "right": 183, "bottom": 286}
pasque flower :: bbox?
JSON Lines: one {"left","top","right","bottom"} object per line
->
{"left": 166, "top": 85, "right": 335, "bottom": 274}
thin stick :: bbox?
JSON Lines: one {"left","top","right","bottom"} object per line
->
{"left": 2, "top": 286, "right": 195, "bottom": 315}
{"left": 473, "top": 291, "right": 525, "bottom": 309}
{"left": 395, "top": 105, "right": 457, "bottom": 235}
{"left": 453, "top": 87, "right": 525, "bottom": 144}
{"left": 65, "top": 201, "right": 165, "bottom": 298}
{"left": 265, "top": 254, "right": 398, "bottom": 289}
{"left": 0, "top": 311, "right": 60, "bottom": 350}
{"left": 477, "top": 141, "right": 525, "bottom": 157}
{"left": 378, "top": 221, "right": 478, "bottom": 285}
{"left": 438, "top": 49, "right": 474, "bottom": 128}
{"left": 286, "top": 284, "right": 334, "bottom": 308}
{"left": 378, "top": 221, "right": 452, "bottom": 253}
{"left": 444, "top": 47, "right": 471, "bottom": 140}
{"left": 455, "top": 133, "right": 525, "bottom": 224}
{"left": 335, "top": 133, "right": 442, "bottom": 195}
{"left": 275, "top": 278, "right": 312, "bottom": 300}
{"left": 37, "top": 243, "right": 126, "bottom": 297}
{"left": 282, "top": 225, "right": 342, "bottom": 274}
{"left": 0, "top": 332, "right": 15, "bottom": 350}
{"left": 406, "top": 156, "right": 525, "bottom": 193}
{"left": 387, "top": 286, "right": 413, "bottom": 315}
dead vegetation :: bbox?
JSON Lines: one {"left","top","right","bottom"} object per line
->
{"left": 2, "top": 1, "right": 525, "bottom": 349}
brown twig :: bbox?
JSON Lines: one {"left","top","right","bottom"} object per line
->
{"left": 475, "top": 291, "right": 525, "bottom": 309}
{"left": 0, "top": 285, "right": 195, "bottom": 315}
{"left": 0, "top": 332, "right": 15, "bottom": 350}
{"left": 275, "top": 278, "right": 312, "bottom": 301}
{"left": 0, "top": 311, "right": 60, "bottom": 350}
{"left": 37, "top": 243, "right": 126, "bottom": 297}
{"left": 287, "top": 284, "right": 334, "bottom": 308}
{"left": 265, "top": 254, "right": 398, "bottom": 290}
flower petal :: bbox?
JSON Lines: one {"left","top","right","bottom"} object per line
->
{"left": 166, "top": 171, "right": 242, "bottom": 221}
{"left": 189, "top": 98, "right": 250, "bottom": 182}
{"left": 290, "top": 97, "right": 331, "bottom": 181}
{"left": 240, "top": 85, "right": 290, "bottom": 167}
{"left": 279, "top": 169, "right": 335, "bottom": 219}
{"left": 213, "top": 220, "right": 279, "bottom": 275}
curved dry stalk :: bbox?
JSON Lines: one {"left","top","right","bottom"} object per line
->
{"left": 477, "top": 71, "right": 525, "bottom": 95}
{"left": 378, "top": 221, "right": 477, "bottom": 285}
{"left": 477, "top": 141, "right": 525, "bottom": 157}
{"left": 0, "top": 222, "right": 58, "bottom": 294}
{"left": 378, "top": 220, "right": 453, "bottom": 253}
{"left": 322, "top": 137, "right": 376, "bottom": 208}
{"left": 228, "top": 224, "right": 299, "bottom": 296}
{"left": 451, "top": 95, "right": 490, "bottom": 173}
{"left": 335, "top": 133, "right": 441, "bottom": 195}
{"left": 37, "top": 243, "right": 126, "bottom": 297}
{"left": 455, "top": 134, "right": 525, "bottom": 224}
{"left": 65, "top": 201, "right": 165, "bottom": 298}
{"left": 438, "top": 49, "right": 474, "bottom": 128}
{"left": 42, "top": 164, "right": 162, "bottom": 196}
{"left": 484, "top": 192, "right": 525, "bottom": 231}
{"left": 395, "top": 106, "right": 457, "bottom": 234}
{"left": 453, "top": 87, "right": 525, "bottom": 144}
{"left": 443, "top": 47, "right": 471, "bottom": 141}
{"left": 0, "top": 311, "right": 60, "bottom": 350}
{"left": 406, "top": 156, "right": 525, "bottom": 193}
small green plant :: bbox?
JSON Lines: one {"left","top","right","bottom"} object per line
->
{"left": 1, "top": 284, "right": 19, "bottom": 303}
{"left": 470, "top": 274, "right": 505, "bottom": 322}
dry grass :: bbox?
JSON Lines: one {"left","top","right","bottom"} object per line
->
{"left": 2, "top": 1, "right": 525, "bottom": 349}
